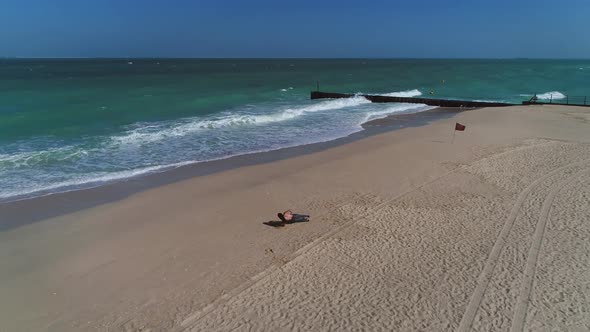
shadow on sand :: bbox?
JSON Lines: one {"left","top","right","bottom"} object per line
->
{"left": 263, "top": 219, "right": 310, "bottom": 228}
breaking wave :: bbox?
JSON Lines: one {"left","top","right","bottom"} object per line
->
{"left": 536, "top": 91, "right": 566, "bottom": 100}
{"left": 382, "top": 89, "right": 422, "bottom": 97}
{"left": 364, "top": 103, "right": 433, "bottom": 122}
{"left": 112, "top": 96, "right": 371, "bottom": 145}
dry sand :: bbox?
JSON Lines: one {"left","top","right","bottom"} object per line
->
{"left": 2, "top": 105, "right": 590, "bottom": 331}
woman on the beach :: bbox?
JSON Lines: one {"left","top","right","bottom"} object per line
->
{"left": 278, "top": 210, "right": 310, "bottom": 223}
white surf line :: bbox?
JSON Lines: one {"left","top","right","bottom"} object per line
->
{"left": 509, "top": 168, "right": 590, "bottom": 332}
{"left": 179, "top": 167, "right": 465, "bottom": 331}
{"left": 457, "top": 159, "right": 590, "bottom": 332}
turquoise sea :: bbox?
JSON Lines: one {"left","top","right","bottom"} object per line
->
{"left": 1, "top": 58, "right": 589, "bottom": 201}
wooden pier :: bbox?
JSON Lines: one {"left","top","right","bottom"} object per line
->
{"left": 311, "top": 91, "right": 516, "bottom": 108}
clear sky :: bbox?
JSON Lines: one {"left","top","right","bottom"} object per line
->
{"left": 1, "top": 0, "right": 589, "bottom": 58}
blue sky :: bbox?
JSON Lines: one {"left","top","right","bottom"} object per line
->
{"left": 1, "top": 0, "right": 589, "bottom": 58}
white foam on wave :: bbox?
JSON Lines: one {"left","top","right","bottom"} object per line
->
{"left": 536, "top": 91, "right": 566, "bottom": 100}
{"left": 0, "top": 146, "right": 89, "bottom": 167}
{"left": 114, "top": 90, "right": 423, "bottom": 146}
{"left": 2, "top": 124, "right": 365, "bottom": 201}
{"left": 0, "top": 162, "right": 192, "bottom": 201}
{"left": 0, "top": 123, "right": 362, "bottom": 201}
{"left": 113, "top": 96, "right": 371, "bottom": 145}
{"left": 381, "top": 89, "right": 422, "bottom": 98}
{"left": 364, "top": 103, "right": 434, "bottom": 122}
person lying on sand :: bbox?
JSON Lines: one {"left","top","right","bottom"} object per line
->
{"left": 277, "top": 210, "right": 310, "bottom": 223}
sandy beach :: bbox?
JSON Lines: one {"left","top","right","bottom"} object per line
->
{"left": 2, "top": 104, "right": 590, "bottom": 331}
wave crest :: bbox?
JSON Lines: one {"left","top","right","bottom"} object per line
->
{"left": 0, "top": 146, "right": 88, "bottom": 168}
{"left": 364, "top": 103, "right": 433, "bottom": 122}
{"left": 113, "top": 96, "right": 371, "bottom": 145}
{"left": 536, "top": 91, "right": 566, "bottom": 100}
{"left": 382, "top": 89, "right": 422, "bottom": 98}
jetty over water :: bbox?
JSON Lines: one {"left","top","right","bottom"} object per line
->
{"left": 312, "top": 91, "right": 590, "bottom": 108}
{"left": 311, "top": 91, "right": 515, "bottom": 108}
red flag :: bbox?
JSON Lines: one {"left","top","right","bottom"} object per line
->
{"left": 455, "top": 123, "right": 466, "bottom": 131}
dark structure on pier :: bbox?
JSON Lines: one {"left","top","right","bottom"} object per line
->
{"left": 311, "top": 91, "right": 515, "bottom": 108}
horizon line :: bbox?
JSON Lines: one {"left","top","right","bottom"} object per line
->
{"left": 2, "top": 56, "right": 590, "bottom": 60}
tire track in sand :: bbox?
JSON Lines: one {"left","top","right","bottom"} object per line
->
{"left": 458, "top": 160, "right": 590, "bottom": 332}
{"left": 509, "top": 168, "right": 590, "bottom": 332}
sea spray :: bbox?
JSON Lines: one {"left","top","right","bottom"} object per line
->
{"left": 535, "top": 91, "right": 566, "bottom": 100}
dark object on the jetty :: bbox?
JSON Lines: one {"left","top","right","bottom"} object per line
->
{"left": 311, "top": 91, "right": 515, "bottom": 108}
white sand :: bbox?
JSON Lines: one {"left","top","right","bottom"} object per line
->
{"left": 185, "top": 139, "right": 590, "bottom": 331}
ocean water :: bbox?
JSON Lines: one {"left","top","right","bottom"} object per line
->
{"left": 1, "top": 58, "right": 589, "bottom": 201}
